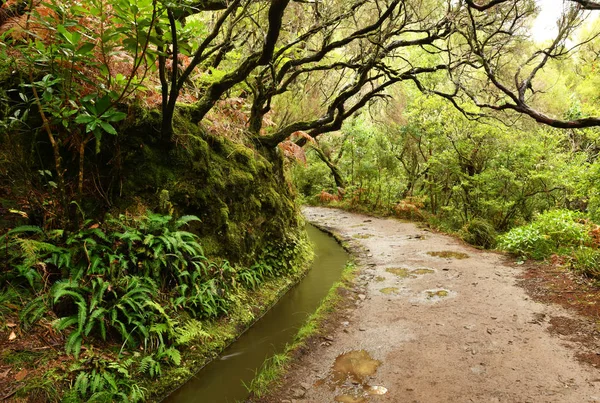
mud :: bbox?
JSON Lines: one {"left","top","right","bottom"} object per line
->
{"left": 262, "top": 207, "right": 600, "bottom": 403}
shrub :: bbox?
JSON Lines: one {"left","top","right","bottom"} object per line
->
{"left": 570, "top": 246, "right": 600, "bottom": 279}
{"left": 393, "top": 197, "right": 426, "bottom": 221}
{"left": 497, "top": 209, "right": 591, "bottom": 260}
{"left": 460, "top": 218, "right": 497, "bottom": 249}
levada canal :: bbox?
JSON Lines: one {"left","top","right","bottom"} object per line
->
{"left": 164, "top": 224, "right": 349, "bottom": 402}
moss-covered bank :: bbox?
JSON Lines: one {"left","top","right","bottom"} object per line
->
{"left": 0, "top": 101, "right": 313, "bottom": 401}
{"left": 146, "top": 241, "right": 314, "bottom": 400}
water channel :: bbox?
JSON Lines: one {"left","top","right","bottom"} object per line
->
{"left": 164, "top": 224, "right": 349, "bottom": 403}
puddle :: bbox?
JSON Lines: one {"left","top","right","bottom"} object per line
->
{"left": 427, "top": 251, "right": 469, "bottom": 259}
{"left": 427, "top": 289, "right": 449, "bottom": 299}
{"left": 333, "top": 385, "right": 387, "bottom": 402}
{"left": 385, "top": 267, "right": 435, "bottom": 279}
{"left": 335, "top": 394, "right": 367, "bottom": 403}
{"left": 322, "top": 350, "right": 386, "bottom": 402}
{"left": 374, "top": 276, "right": 386, "bottom": 282}
{"left": 386, "top": 268, "right": 412, "bottom": 278}
{"left": 410, "top": 288, "right": 456, "bottom": 304}
{"left": 353, "top": 234, "right": 373, "bottom": 239}
{"left": 379, "top": 287, "right": 398, "bottom": 295}
{"left": 412, "top": 268, "right": 435, "bottom": 275}
{"left": 333, "top": 350, "right": 381, "bottom": 385}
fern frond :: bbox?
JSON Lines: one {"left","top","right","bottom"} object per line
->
{"left": 174, "top": 215, "right": 201, "bottom": 229}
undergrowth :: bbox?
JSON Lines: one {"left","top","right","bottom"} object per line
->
{"left": 1, "top": 212, "right": 307, "bottom": 401}
{"left": 497, "top": 209, "right": 600, "bottom": 280}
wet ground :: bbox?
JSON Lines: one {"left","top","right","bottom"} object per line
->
{"left": 259, "top": 207, "right": 600, "bottom": 403}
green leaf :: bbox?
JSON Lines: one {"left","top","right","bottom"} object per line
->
{"left": 6, "top": 225, "right": 43, "bottom": 236}
{"left": 56, "top": 25, "right": 71, "bottom": 43}
{"left": 77, "top": 42, "right": 95, "bottom": 55}
{"left": 106, "top": 111, "right": 127, "bottom": 122}
{"left": 99, "top": 121, "right": 117, "bottom": 135}
{"left": 75, "top": 114, "right": 95, "bottom": 124}
{"left": 65, "top": 329, "right": 83, "bottom": 357}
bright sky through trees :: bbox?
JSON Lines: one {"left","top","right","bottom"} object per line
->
{"left": 532, "top": 0, "right": 563, "bottom": 41}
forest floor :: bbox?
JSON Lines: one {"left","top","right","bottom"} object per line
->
{"left": 262, "top": 206, "right": 600, "bottom": 403}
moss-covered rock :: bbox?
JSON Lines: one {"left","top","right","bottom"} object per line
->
{"left": 111, "top": 107, "right": 302, "bottom": 265}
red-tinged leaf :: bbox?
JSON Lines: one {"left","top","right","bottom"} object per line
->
{"left": 14, "top": 369, "right": 28, "bottom": 381}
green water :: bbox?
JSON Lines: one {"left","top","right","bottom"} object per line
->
{"left": 163, "top": 224, "right": 349, "bottom": 403}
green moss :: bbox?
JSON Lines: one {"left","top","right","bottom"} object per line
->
{"left": 427, "top": 251, "right": 469, "bottom": 259}
{"left": 1, "top": 349, "right": 47, "bottom": 367}
{"left": 352, "top": 234, "right": 372, "bottom": 239}
{"left": 111, "top": 106, "right": 302, "bottom": 266}
{"left": 412, "top": 268, "right": 434, "bottom": 275}
{"left": 385, "top": 268, "right": 412, "bottom": 278}
{"left": 379, "top": 287, "right": 398, "bottom": 295}
{"left": 426, "top": 290, "right": 449, "bottom": 298}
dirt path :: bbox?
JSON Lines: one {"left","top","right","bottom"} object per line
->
{"left": 268, "top": 207, "right": 600, "bottom": 403}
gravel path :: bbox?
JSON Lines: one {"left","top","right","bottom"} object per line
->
{"left": 270, "top": 207, "right": 600, "bottom": 403}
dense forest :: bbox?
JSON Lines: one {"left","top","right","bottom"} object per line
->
{"left": 0, "top": 0, "right": 599, "bottom": 401}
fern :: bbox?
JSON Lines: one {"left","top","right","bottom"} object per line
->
{"left": 20, "top": 295, "right": 48, "bottom": 329}
{"left": 174, "top": 319, "right": 209, "bottom": 345}
{"left": 4, "top": 225, "right": 44, "bottom": 236}
{"left": 157, "top": 346, "right": 181, "bottom": 366}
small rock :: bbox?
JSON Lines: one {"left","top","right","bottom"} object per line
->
{"left": 470, "top": 365, "right": 486, "bottom": 375}
{"left": 291, "top": 387, "right": 306, "bottom": 398}
{"left": 341, "top": 321, "right": 350, "bottom": 326}
{"left": 300, "top": 382, "right": 311, "bottom": 390}
{"left": 491, "top": 316, "right": 498, "bottom": 320}
{"left": 323, "top": 335, "right": 334, "bottom": 342}
{"left": 359, "top": 327, "right": 367, "bottom": 331}
{"left": 358, "top": 294, "right": 366, "bottom": 301}
{"left": 343, "top": 329, "right": 349, "bottom": 333}
{"left": 367, "top": 254, "right": 373, "bottom": 257}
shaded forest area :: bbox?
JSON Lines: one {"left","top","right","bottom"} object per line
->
{"left": 0, "top": 0, "right": 599, "bottom": 401}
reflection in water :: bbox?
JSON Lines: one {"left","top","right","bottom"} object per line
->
{"left": 164, "top": 224, "right": 348, "bottom": 403}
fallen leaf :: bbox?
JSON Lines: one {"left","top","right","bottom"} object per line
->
{"left": 8, "top": 331, "right": 16, "bottom": 341}
{"left": 0, "top": 368, "right": 10, "bottom": 378}
{"left": 15, "top": 369, "right": 28, "bottom": 381}
{"left": 6, "top": 322, "right": 17, "bottom": 328}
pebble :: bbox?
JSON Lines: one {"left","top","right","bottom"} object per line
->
{"left": 358, "top": 294, "right": 366, "bottom": 300}
{"left": 290, "top": 387, "right": 306, "bottom": 398}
